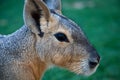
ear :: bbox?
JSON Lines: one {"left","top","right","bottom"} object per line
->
{"left": 23, "top": 0, "right": 50, "bottom": 36}
{"left": 43, "top": 0, "right": 61, "bottom": 13}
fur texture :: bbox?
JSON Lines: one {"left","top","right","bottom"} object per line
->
{"left": 0, "top": 0, "right": 100, "bottom": 80}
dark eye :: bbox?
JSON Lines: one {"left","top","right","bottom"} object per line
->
{"left": 54, "top": 32, "right": 69, "bottom": 42}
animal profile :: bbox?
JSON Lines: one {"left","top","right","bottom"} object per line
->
{"left": 0, "top": 0, "right": 100, "bottom": 80}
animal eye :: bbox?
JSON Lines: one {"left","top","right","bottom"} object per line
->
{"left": 54, "top": 32, "right": 69, "bottom": 42}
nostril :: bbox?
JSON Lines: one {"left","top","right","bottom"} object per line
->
{"left": 89, "top": 55, "right": 100, "bottom": 69}
{"left": 89, "top": 61, "right": 98, "bottom": 69}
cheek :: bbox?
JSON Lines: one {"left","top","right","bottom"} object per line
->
{"left": 55, "top": 47, "right": 74, "bottom": 66}
{"left": 64, "top": 55, "right": 89, "bottom": 74}
{"left": 67, "top": 62, "right": 83, "bottom": 74}
{"left": 52, "top": 54, "right": 72, "bottom": 66}
{"left": 52, "top": 54, "right": 64, "bottom": 65}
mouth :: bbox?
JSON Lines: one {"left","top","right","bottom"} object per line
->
{"left": 73, "top": 59, "right": 100, "bottom": 76}
{"left": 70, "top": 63, "right": 99, "bottom": 77}
{"left": 66, "top": 56, "right": 100, "bottom": 76}
{"left": 82, "top": 56, "right": 100, "bottom": 76}
{"left": 82, "top": 64, "right": 99, "bottom": 76}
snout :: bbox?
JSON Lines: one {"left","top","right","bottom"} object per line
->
{"left": 89, "top": 53, "right": 100, "bottom": 69}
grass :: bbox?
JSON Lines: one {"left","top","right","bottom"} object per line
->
{"left": 0, "top": 0, "right": 120, "bottom": 80}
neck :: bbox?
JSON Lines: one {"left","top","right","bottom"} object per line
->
{"left": 39, "top": 60, "right": 47, "bottom": 80}
{"left": 2, "top": 26, "right": 47, "bottom": 80}
{"left": 3, "top": 26, "right": 35, "bottom": 54}
{"left": 28, "top": 56, "right": 47, "bottom": 80}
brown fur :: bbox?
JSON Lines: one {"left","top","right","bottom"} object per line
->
{"left": 0, "top": 0, "right": 100, "bottom": 80}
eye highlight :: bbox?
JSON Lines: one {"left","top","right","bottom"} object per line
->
{"left": 54, "top": 32, "right": 69, "bottom": 42}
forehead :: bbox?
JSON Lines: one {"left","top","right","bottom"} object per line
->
{"left": 51, "top": 10, "right": 87, "bottom": 43}
{"left": 51, "top": 10, "right": 80, "bottom": 31}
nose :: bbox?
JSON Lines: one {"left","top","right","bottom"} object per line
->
{"left": 89, "top": 55, "right": 100, "bottom": 69}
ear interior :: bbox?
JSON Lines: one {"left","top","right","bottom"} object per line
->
{"left": 31, "top": 10, "right": 45, "bottom": 37}
{"left": 24, "top": 0, "right": 50, "bottom": 36}
{"left": 31, "top": 8, "right": 41, "bottom": 27}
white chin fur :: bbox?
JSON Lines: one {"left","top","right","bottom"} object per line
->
{"left": 79, "top": 59, "right": 99, "bottom": 76}
{"left": 83, "top": 64, "right": 99, "bottom": 76}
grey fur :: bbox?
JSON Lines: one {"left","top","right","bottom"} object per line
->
{"left": 0, "top": 26, "right": 37, "bottom": 80}
{"left": 0, "top": 0, "right": 100, "bottom": 80}
{"left": 43, "top": 0, "right": 61, "bottom": 11}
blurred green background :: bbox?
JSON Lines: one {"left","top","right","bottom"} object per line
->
{"left": 0, "top": 0, "right": 120, "bottom": 80}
